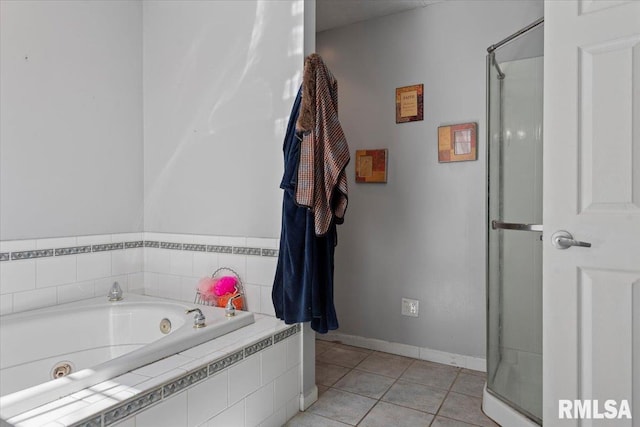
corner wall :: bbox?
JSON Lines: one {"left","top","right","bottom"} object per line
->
{"left": 143, "top": 0, "right": 304, "bottom": 239}
{"left": 0, "top": 0, "right": 143, "bottom": 240}
{"left": 316, "top": 0, "right": 543, "bottom": 359}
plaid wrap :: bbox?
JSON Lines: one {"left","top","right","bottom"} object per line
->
{"left": 295, "top": 54, "right": 350, "bottom": 236}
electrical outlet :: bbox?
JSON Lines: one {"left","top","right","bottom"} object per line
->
{"left": 401, "top": 298, "right": 419, "bottom": 317}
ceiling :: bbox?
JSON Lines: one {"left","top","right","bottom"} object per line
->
{"left": 316, "top": 0, "right": 444, "bottom": 33}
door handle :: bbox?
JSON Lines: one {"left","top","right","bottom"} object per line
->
{"left": 551, "top": 230, "right": 592, "bottom": 249}
{"left": 491, "top": 220, "right": 543, "bottom": 232}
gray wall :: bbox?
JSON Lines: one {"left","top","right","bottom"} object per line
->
{"left": 317, "top": 0, "right": 543, "bottom": 358}
{"left": 0, "top": 0, "right": 143, "bottom": 240}
{"left": 143, "top": 0, "right": 303, "bottom": 238}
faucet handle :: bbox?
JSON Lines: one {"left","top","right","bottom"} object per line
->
{"left": 186, "top": 308, "right": 206, "bottom": 328}
{"left": 225, "top": 294, "right": 244, "bottom": 318}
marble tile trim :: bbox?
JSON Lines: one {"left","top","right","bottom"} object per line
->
{"left": 56, "top": 246, "right": 92, "bottom": 256}
{"left": 233, "top": 247, "right": 262, "bottom": 256}
{"left": 69, "top": 324, "right": 300, "bottom": 427}
{"left": 209, "top": 349, "right": 245, "bottom": 375}
{"left": 1, "top": 238, "right": 279, "bottom": 263}
{"left": 102, "top": 388, "right": 163, "bottom": 426}
{"left": 92, "top": 243, "right": 125, "bottom": 252}
{"left": 72, "top": 415, "right": 101, "bottom": 427}
{"left": 11, "top": 249, "right": 54, "bottom": 260}
{"left": 244, "top": 337, "right": 273, "bottom": 357}
{"left": 274, "top": 325, "right": 300, "bottom": 343}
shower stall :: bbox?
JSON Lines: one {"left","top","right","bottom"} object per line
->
{"left": 484, "top": 18, "right": 544, "bottom": 426}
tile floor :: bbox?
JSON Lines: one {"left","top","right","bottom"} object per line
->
{"left": 286, "top": 340, "right": 499, "bottom": 427}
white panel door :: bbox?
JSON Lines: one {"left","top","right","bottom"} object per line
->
{"left": 544, "top": 1, "right": 640, "bottom": 426}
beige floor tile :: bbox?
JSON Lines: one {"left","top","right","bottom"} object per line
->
{"left": 333, "top": 369, "right": 395, "bottom": 399}
{"left": 317, "top": 346, "right": 369, "bottom": 369}
{"left": 431, "top": 416, "right": 480, "bottom": 427}
{"left": 316, "top": 362, "right": 350, "bottom": 387}
{"left": 316, "top": 340, "right": 334, "bottom": 357}
{"left": 317, "top": 384, "right": 329, "bottom": 396}
{"left": 451, "top": 372, "right": 486, "bottom": 398}
{"left": 359, "top": 401, "right": 433, "bottom": 427}
{"left": 438, "top": 391, "right": 499, "bottom": 427}
{"left": 355, "top": 352, "right": 413, "bottom": 378}
{"left": 285, "top": 411, "right": 351, "bottom": 426}
{"left": 462, "top": 368, "right": 486, "bottom": 378}
{"left": 401, "top": 360, "right": 460, "bottom": 390}
{"left": 381, "top": 379, "right": 447, "bottom": 414}
{"left": 307, "top": 388, "right": 377, "bottom": 425}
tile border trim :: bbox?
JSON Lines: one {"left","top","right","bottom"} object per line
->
{"left": 2, "top": 239, "right": 278, "bottom": 262}
{"left": 68, "top": 324, "right": 300, "bottom": 427}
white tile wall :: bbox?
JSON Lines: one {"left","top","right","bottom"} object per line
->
{"left": 187, "top": 371, "right": 228, "bottom": 427}
{"left": 0, "top": 260, "right": 36, "bottom": 294}
{"left": 228, "top": 355, "right": 261, "bottom": 404}
{"left": 192, "top": 251, "right": 219, "bottom": 277}
{"left": 246, "top": 257, "right": 277, "bottom": 286}
{"left": 261, "top": 341, "right": 287, "bottom": 385}
{"left": 112, "top": 248, "right": 143, "bottom": 276}
{"left": 12, "top": 287, "right": 57, "bottom": 312}
{"left": 208, "top": 400, "right": 244, "bottom": 427}
{"left": 218, "top": 254, "right": 247, "bottom": 279}
{"left": 36, "top": 256, "right": 77, "bottom": 288}
{"left": 1, "top": 231, "right": 279, "bottom": 316}
{"left": 0, "top": 294, "right": 13, "bottom": 315}
{"left": 245, "top": 383, "right": 274, "bottom": 427}
{"left": 169, "top": 250, "right": 193, "bottom": 276}
{"left": 77, "top": 252, "right": 111, "bottom": 281}
{"left": 129, "top": 333, "right": 301, "bottom": 427}
{"left": 57, "top": 281, "right": 95, "bottom": 304}
{"left": 136, "top": 390, "right": 187, "bottom": 427}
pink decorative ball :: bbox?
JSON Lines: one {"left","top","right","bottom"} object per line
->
{"left": 197, "top": 277, "right": 218, "bottom": 302}
{"left": 213, "top": 276, "right": 238, "bottom": 296}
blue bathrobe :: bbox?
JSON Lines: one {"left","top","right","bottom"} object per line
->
{"left": 272, "top": 88, "right": 338, "bottom": 334}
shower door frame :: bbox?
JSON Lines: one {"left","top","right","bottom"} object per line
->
{"left": 485, "top": 17, "right": 544, "bottom": 426}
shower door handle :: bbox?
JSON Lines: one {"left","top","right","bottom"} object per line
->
{"left": 551, "top": 230, "right": 592, "bottom": 249}
{"left": 491, "top": 220, "right": 543, "bottom": 232}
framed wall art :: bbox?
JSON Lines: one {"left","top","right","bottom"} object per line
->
{"left": 438, "top": 122, "right": 477, "bottom": 162}
{"left": 355, "top": 149, "right": 388, "bottom": 183}
{"left": 395, "top": 84, "right": 423, "bottom": 123}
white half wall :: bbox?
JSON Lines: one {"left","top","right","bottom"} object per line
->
{"left": 0, "top": 0, "right": 143, "bottom": 240}
{"left": 143, "top": 0, "right": 304, "bottom": 238}
{"left": 316, "top": 0, "right": 543, "bottom": 359}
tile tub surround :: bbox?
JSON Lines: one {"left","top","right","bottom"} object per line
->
{"left": 4, "top": 318, "right": 302, "bottom": 427}
{"left": 0, "top": 232, "right": 279, "bottom": 317}
{"left": 286, "top": 339, "right": 497, "bottom": 427}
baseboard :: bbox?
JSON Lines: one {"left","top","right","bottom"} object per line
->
{"left": 299, "top": 385, "right": 318, "bottom": 411}
{"left": 320, "top": 331, "right": 486, "bottom": 372}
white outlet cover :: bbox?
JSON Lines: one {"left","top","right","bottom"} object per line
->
{"left": 401, "top": 298, "right": 419, "bottom": 317}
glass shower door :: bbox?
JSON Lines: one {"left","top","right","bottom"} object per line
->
{"left": 486, "top": 23, "right": 543, "bottom": 424}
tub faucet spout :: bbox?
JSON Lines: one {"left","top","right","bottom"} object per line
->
{"left": 186, "top": 308, "right": 206, "bottom": 328}
{"left": 107, "top": 282, "right": 123, "bottom": 302}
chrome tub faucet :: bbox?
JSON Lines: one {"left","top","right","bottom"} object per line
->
{"left": 186, "top": 308, "right": 206, "bottom": 328}
{"left": 107, "top": 282, "right": 123, "bottom": 302}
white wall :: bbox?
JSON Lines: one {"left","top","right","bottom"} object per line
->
{"left": 0, "top": 0, "right": 143, "bottom": 240}
{"left": 143, "top": 0, "right": 304, "bottom": 238}
{"left": 316, "top": 0, "right": 543, "bottom": 358}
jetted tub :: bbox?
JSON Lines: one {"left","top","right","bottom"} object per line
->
{"left": 0, "top": 294, "right": 254, "bottom": 419}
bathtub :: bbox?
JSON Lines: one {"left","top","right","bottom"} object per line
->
{"left": 0, "top": 294, "right": 254, "bottom": 419}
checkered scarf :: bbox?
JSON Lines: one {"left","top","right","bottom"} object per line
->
{"left": 295, "top": 54, "right": 350, "bottom": 236}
